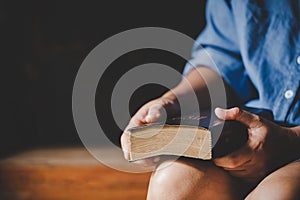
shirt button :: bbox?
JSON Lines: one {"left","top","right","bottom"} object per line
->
{"left": 297, "top": 56, "right": 300, "bottom": 65}
{"left": 284, "top": 90, "right": 294, "bottom": 99}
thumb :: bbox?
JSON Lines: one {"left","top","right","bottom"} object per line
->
{"left": 215, "top": 107, "right": 262, "bottom": 128}
{"left": 145, "top": 104, "right": 163, "bottom": 123}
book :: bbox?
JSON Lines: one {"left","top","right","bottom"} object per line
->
{"left": 127, "top": 108, "right": 273, "bottom": 161}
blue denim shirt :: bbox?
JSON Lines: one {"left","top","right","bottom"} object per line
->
{"left": 183, "top": 0, "right": 300, "bottom": 125}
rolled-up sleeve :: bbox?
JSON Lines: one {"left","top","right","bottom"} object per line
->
{"left": 183, "top": 0, "right": 254, "bottom": 102}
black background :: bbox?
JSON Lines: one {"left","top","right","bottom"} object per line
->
{"left": 1, "top": 0, "right": 206, "bottom": 157}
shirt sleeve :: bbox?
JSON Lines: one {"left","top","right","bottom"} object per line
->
{"left": 183, "top": 0, "right": 254, "bottom": 102}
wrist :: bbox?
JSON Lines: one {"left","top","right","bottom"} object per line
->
{"left": 160, "top": 91, "right": 180, "bottom": 115}
{"left": 161, "top": 90, "right": 178, "bottom": 102}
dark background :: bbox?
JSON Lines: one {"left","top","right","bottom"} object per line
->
{"left": 1, "top": 0, "right": 206, "bottom": 157}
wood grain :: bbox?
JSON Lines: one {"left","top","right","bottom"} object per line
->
{"left": 0, "top": 147, "right": 151, "bottom": 200}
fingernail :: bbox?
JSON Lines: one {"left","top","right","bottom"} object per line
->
{"left": 215, "top": 107, "right": 222, "bottom": 114}
{"left": 215, "top": 107, "right": 226, "bottom": 119}
{"left": 215, "top": 107, "right": 224, "bottom": 112}
{"left": 145, "top": 115, "right": 152, "bottom": 123}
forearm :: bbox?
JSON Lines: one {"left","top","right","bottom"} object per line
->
{"left": 162, "top": 66, "right": 224, "bottom": 112}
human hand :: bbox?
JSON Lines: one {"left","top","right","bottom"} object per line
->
{"left": 213, "top": 107, "right": 299, "bottom": 183}
{"left": 121, "top": 96, "right": 179, "bottom": 166}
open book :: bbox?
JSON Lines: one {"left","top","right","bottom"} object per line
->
{"left": 127, "top": 108, "right": 273, "bottom": 161}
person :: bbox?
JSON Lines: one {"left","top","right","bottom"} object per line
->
{"left": 121, "top": 0, "right": 300, "bottom": 199}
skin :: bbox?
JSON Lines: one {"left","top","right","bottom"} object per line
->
{"left": 121, "top": 67, "right": 300, "bottom": 199}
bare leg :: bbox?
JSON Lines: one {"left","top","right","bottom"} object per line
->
{"left": 147, "top": 158, "right": 250, "bottom": 200}
{"left": 246, "top": 162, "right": 300, "bottom": 200}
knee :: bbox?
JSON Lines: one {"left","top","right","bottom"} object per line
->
{"left": 147, "top": 160, "right": 206, "bottom": 200}
{"left": 246, "top": 162, "right": 300, "bottom": 200}
{"left": 246, "top": 177, "right": 300, "bottom": 200}
{"left": 147, "top": 159, "right": 243, "bottom": 200}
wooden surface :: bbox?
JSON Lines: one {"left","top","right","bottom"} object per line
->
{"left": 0, "top": 147, "right": 151, "bottom": 200}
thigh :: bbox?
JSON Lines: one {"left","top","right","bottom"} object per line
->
{"left": 147, "top": 158, "right": 251, "bottom": 200}
{"left": 246, "top": 161, "right": 300, "bottom": 200}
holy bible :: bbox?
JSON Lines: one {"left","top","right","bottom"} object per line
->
{"left": 127, "top": 108, "right": 273, "bottom": 161}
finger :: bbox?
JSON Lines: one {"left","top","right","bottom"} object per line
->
{"left": 145, "top": 104, "right": 163, "bottom": 123}
{"left": 228, "top": 170, "right": 249, "bottom": 178}
{"left": 120, "top": 131, "right": 131, "bottom": 160}
{"left": 215, "top": 107, "right": 263, "bottom": 128}
{"left": 133, "top": 156, "right": 161, "bottom": 167}
{"left": 214, "top": 141, "right": 253, "bottom": 169}
{"left": 222, "top": 160, "right": 251, "bottom": 171}
{"left": 121, "top": 130, "right": 161, "bottom": 164}
{"left": 125, "top": 110, "right": 149, "bottom": 131}
{"left": 131, "top": 116, "right": 148, "bottom": 127}
{"left": 122, "top": 116, "right": 148, "bottom": 156}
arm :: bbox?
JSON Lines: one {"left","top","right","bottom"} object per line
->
{"left": 121, "top": 0, "right": 248, "bottom": 164}
{"left": 162, "top": 66, "right": 222, "bottom": 111}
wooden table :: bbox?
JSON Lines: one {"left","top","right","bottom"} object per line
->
{"left": 0, "top": 147, "right": 151, "bottom": 200}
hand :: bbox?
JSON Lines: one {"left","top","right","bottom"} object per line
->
{"left": 213, "top": 107, "right": 299, "bottom": 183}
{"left": 121, "top": 96, "right": 179, "bottom": 166}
